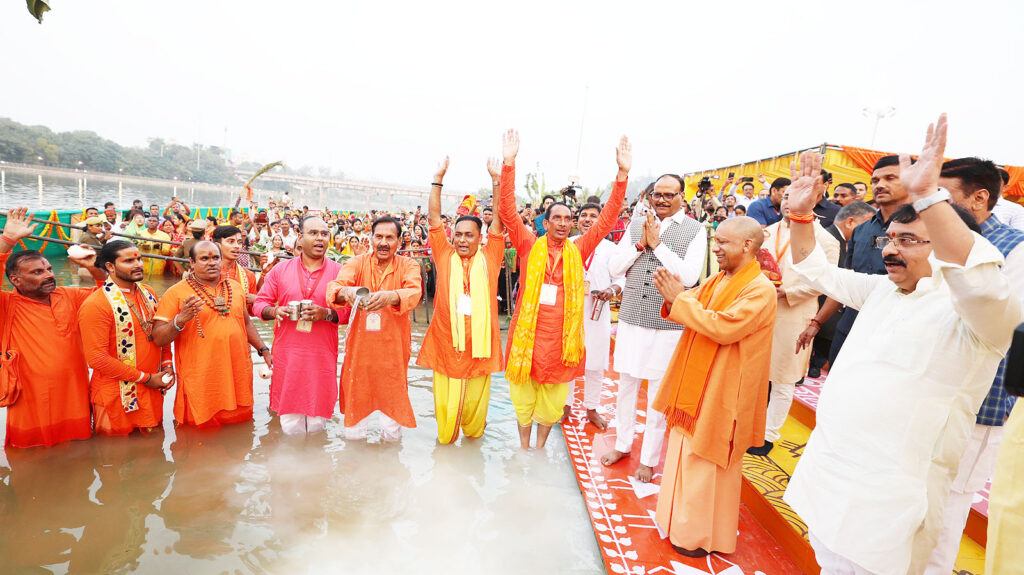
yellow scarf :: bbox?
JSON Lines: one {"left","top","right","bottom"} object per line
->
{"left": 448, "top": 251, "right": 491, "bottom": 358}
{"left": 505, "top": 237, "right": 585, "bottom": 384}
{"left": 101, "top": 280, "right": 158, "bottom": 413}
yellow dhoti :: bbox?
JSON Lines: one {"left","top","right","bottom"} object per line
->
{"left": 987, "top": 402, "right": 1024, "bottom": 570}
{"left": 509, "top": 379, "right": 568, "bottom": 427}
{"left": 433, "top": 373, "right": 491, "bottom": 444}
{"left": 655, "top": 428, "right": 744, "bottom": 554}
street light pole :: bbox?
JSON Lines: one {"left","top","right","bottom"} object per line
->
{"left": 862, "top": 106, "right": 896, "bottom": 148}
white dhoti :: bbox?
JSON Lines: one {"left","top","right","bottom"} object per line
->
{"left": 923, "top": 423, "right": 1004, "bottom": 575}
{"left": 344, "top": 412, "right": 402, "bottom": 441}
{"left": 280, "top": 413, "right": 329, "bottom": 435}
{"left": 567, "top": 293, "right": 614, "bottom": 410}
{"left": 611, "top": 322, "right": 683, "bottom": 467}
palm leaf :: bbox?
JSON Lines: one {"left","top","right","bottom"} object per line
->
{"left": 26, "top": 0, "right": 50, "bottom": 23}
{"left": 244, "top": 161, "right": 284, "bottom": 188}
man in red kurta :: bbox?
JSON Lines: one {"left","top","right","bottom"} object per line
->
{"left": 328, "top": 216, "right": 422, "bottom": 441}
{"left": 79, "top": 240, "right": 175, "bottom": 435}
{"left": 496, "top": 130, "right": 630, "bottom": 449}
{"left": 0, "top": 207, "right": 106, "bottom": 447}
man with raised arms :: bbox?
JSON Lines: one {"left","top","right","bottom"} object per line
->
{"left": 416, "top": 157, "right": 505, "bottom": 444}
{"left": 783, "top": 116, "right": 1021, "bottom": 574}
{"left": 496, "top": 130, "right": 629, "bottom": 449}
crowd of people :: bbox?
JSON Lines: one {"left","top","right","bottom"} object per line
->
{"left": 1, "top": 116, "right": 1022, "bottom": 574}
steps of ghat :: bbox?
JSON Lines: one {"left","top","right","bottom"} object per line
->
{"left": 739, "top": 373, "right": 986, "bottom": 575}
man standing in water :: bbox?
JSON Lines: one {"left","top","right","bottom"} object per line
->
{"left": 212, "top": 225, "right": 258, "bottom": 309}
{"left": 328, "top": 217, "right": 422, "bottom": 441}
{"left": 603, "top": 174, "right": 707, "bottom": 482}
{"left": 560, "top": 201, "right": 625, "bottom": 430}
{"left": 254, "top": 216, "right": 344, "bottom": 435}
{"left": 497, "top": 129, "right": 629, "bottom": 449}
{"left": 416, "top": 157, "right": 505, "bottom": 444}
{"left": 651, "top": 216, "right": 776, "bottom": 557}
{"left": 79, "top": 240, "right": 174, "bottom": 435}
{"left": 0, "top": 207, "right": 106, "bottom": 448}
{"left": 151, "top": 241, "right": 272, "bottom": 427}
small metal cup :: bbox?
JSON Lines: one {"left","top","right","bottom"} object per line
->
{"left": 590, "top": 290, "right": 607, "bottom": 321}
{"left": 287, "top": 300, "right": 301, "bottom": 321}
{"left": 297, "top": 299, "right": 314, "bottom": 333}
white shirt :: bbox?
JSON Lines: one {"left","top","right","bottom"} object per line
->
{"left": 571, "top": 236, "right": 625, "bottom": 371}
{"left": 279, "top": 231, "right": 297, "bottom": 249}
{"left": 991, "top": 197, "right": 1024, "bottom": 232}
{"left": 783, "top": 235, "right": 1020, "bottom": 575}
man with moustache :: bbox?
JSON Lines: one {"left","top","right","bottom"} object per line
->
{"left": 603, "top": 173, "right": 707, "bottom": 482}
{"left": 151, "top": 241, "right": 272, "bottom": 428}
{"left": 0, "top": 207, "right": 107, "bottom": 448}
{"left": 328, "top": 216, "right": 422, "bottom": 441}
{"left": 138, "top": 215, "right": 172, "bottom": 277}
{"left": 783, "top": 120, "right": 1022, "bottom": 574}
{"left": 832, "top": 183, "right": 860, "bottom": 207}
{"left": 497, "top": 130, "right": 629, "bottom": 449}
{"left": 747, "top": 177, "right": 792, "bottom": 227}
{"left": 416, "top": 157, "right": 506, "bottom": 444}
{"left": 79, "top": 240, "right": 174, "bottom": 435}
{"left": 254, "top": 216, "right": 344, "bottom": 435}
{"left": 560, "top": 201, "right": 625, "bottom": 430}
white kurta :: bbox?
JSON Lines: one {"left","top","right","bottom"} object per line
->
{"left": 783, "top": 235, "right": 1021, "bottom": 575}
{"left": 765, "top": 221, "right": 839, "bottom": 384}
{"left": 576, "top": 237, "right": 625, "bottom": 372}
{"left": 609, "top": 209, "right": 707, "bottom": 380}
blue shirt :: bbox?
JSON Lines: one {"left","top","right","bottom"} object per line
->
{"left": 976, "top": 214, "right": 1024, "bottom": 426}
{"left": 534, "top": 214, "right": 547, "bottom": 237}
{"left": 829, "top": 209, "right": 890, "bottom": 364}
{"left": 747, "top": 198, "right": 781, "bottom": 227}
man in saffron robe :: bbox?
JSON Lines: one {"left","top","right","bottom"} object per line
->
{"left": 416, "top": 157, "right": 505, "bottom": 444}
{"left": 151, "top": 241, "right": 272, "bottom": 427}
{"left": 0, "top": 207, "right": 107, "bottom": 448}
{"left": 254, "top": 216, "right": 345, "bottom": 435}
{"left": 212, "top": 225, "right": 258, "bottom": 312}
{"left": 80, "top": 240, "right": 175, "bottom": 435}
{"left": 650, "top": 216, "right": 777, "bottom": 557}
{"left": 328, "top": 216, "right": 422, "bottom": 441}
{"left": 497, "top": 130, "right": 630, "bottom": 449}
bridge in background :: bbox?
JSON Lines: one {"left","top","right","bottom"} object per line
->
{"left": 235, "top": 170, "right": 466, "bottom": 212}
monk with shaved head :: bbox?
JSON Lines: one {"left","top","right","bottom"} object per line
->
{"left": 648, "top": 215, "right": 778, "bottom": 557}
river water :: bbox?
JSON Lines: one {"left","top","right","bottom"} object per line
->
{"left": 0, "top": 170, "right": 391, "bottom": 212}
{"left": 0, "top": 258, "right": 603, "bottom": 575}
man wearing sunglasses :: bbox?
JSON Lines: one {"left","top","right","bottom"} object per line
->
{"left": 603, "top": 174, "right": 707, "bottom": 483}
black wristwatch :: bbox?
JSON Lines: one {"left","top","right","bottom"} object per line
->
{"left": 258, "top": 345, "right": 270, "bottom": 356}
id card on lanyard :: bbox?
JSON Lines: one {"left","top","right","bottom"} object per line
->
{"left": 366, "top": 260, "right": 393, "bottom": 332}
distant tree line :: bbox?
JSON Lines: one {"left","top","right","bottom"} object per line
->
{"left": 0, "top": 117, "right": 239, "bottom": 185}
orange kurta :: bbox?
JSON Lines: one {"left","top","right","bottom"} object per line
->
{"left": 154, "top": 279, "right": 254, "bottom": 427}
{"left": 415, "top": 224, "right": 505, "bottom": 378}
{"left": 222, "top": 262, "right": 258, "bottom": 315}
{"left": 653, "top": 270, "right": 777, "bottom": 553}
{"left": 327, "top": 254, "right": 422, "bottom": 428}
{"left": 79, "top": 284, "right": 171, "bottom": 435}
{"left": 0, "top": 253, "right": 94, "bottom": 448}
{"left": 496, "top": 163, "right": 627, "bottom": 384}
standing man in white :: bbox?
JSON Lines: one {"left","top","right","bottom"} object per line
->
{"left": 561, "top": 202, "right": 625, "bottom": 430}
{"left": 603, "top": 174, "right": 707, "bottom": 482}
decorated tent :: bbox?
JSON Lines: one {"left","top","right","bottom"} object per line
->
{"left": 682, "top": 143, "right": 1024, "bottom": 202}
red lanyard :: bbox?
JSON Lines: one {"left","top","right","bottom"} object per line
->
{"left": 583, "top": 249, "right": 596, "bottom": 271}
{"left": 295, "top": 259, "right": 327, "bottom": 301}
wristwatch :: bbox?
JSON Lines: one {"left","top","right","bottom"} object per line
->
{"left": 912, "top": 187, "right": 951, "bottom": 213}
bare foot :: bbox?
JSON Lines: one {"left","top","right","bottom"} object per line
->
{"left": 635, "top": 464, "right": 653, "bottom": 483}
{"left": 558, "top": 404, "right": 572, "bottom": 425}
{"left": 586, "top": 409, "right": 607, "bottom": 430}
{"left": 601, "top": 450, "right": 629, "bottom": 467}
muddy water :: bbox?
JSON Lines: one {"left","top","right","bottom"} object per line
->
{"left": 0, "top": 258, "right": 603, "bottom": 575}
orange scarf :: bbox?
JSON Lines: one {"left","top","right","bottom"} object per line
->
{"left": 652, "top": 258, "right": 762, "bottom": 433}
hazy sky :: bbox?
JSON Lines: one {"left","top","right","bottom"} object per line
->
{"left": 2, "top": 1, "right": 1022, "bottom": 194}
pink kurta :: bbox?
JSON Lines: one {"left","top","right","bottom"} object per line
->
{"left": 253, "top": 256, "right": 346, "bottom": 419}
